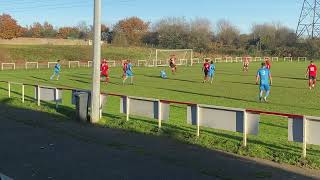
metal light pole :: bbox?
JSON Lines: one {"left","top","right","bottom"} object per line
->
{"left": 91, "top": 0, "right": 101, "bottom": 123}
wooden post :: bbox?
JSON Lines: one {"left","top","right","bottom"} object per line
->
{"left": 158, "top": 101, "right": 162, "bottom": 129}
{"left": 8, "top": 82, "right": 11, "bottom": 98}
{"left": 303, "top": 116, "right": 307, "bottom": 158}
{"left": 126, "top": 96, "right": 130, "bottom": 121}
{"left": 37, "top": 86, "right": 41, "bottom": 106}
{"left": 22, "top": 84, "right": 25, "bottom": 103}
{"left": 196, "top": 105, "right": 200, "bottom": 137}
{"left": 243, "top": 112, "right": 248, "bottom": 147}
{"left": 55, "top": 88, "right": 59, "bottom": 109}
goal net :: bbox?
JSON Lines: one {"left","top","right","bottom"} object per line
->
{"left": 154, "top": 49, "right": 193, "bottom": 67}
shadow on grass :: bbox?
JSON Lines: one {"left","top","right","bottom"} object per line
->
{"left": 223, "top": 80, "right": 306, "bottom": 90}
{"left": 68, "top": 78, "right": 90, "bottom": 84}
{"left": 157, "top": 87, "right": 320, "bottom": 111}
{"left": 157, "top": 87, "right": 257, "bottom": 103}
{"left": 216, "top": 72, "right": 307, "bottom": 81}
{"left": 31, "top": 76, "right": 50, "bottom": 82}
{"left": 1, "top": 98, "right": 319, "bottom": 178}
{"left": 101, "top": 112, "right": 316, "bottom": 158}
{"left": 143, "top": 75, "right": 200, "bottom": 84}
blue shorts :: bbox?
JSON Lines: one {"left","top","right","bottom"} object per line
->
{"left": 209, "top": 72, "right": 215, "bottom": 78}
{"left": 54, "top": 71, "right": 60, "bottom": 75}
{"left": 260, "top": 84, "right": 270, "bottom": 91}
{"left": 126, "top": 71, "right": 133, "bottom": 77}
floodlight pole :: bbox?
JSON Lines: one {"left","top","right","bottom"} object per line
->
{"left": 91, "top": 0, "right": 101, "bottom": 123}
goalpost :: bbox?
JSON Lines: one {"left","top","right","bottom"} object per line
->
{"left": 138, "top": 60, "right": 148, "bottom": 67}
{"left": 25, "top": 62, "right": 39, "bottom": 69}
{"left": 68, "top": 61, "right": 80, "bottom": 68}
{"left": 298, "top": 57, "right": 307, "bottom": 62}
{"left": 106, "top": 60, "right": 116, "bottom": 67}
{"left": 155, "top": 49, "right": 193, "bottom": 67}
{"left": 1, "top": 63, "right": 15, "bottom": 70}
{"left": 48, "top": 62, "right": 57, "bottom": 68}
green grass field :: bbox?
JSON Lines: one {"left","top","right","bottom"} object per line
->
{"left": 0, "top": 45, "right": 154, "bottom": 62}
{"left": 0, "top": 61, "right": 320, "bottom": 169}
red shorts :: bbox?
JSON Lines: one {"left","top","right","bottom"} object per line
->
{"left": 101, "top": 72, "right": 108, "bottom": 77}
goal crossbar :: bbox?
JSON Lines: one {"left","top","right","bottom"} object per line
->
{"left": 25, "top": 62, "right": 39, "bottom": 69}
{"left": 107, "top": 60, "right": 116, "bottom": 67}
{"left": 155, "top": 49, "right": 193, "bottom": 66}
{"left": 48, "top": 62, "right": 57, "bottom": 68}
{"left": 1, "top": 63, "right": 15, "bottom": 70}
{"left": 68, "top": 61, "right": 80, "bottom": 68}
{"left": 298, "top": 57, "right": 307, "bottom": 62}
{"left": 284, "top": 57, "right": 293, "bottom": 62}
{"left": 138, "top": 60, "right": 148, "bottom": 67}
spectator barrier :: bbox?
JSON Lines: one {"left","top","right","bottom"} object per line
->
{"left": 2, "top": 81, "right": 320, "bottom": 158}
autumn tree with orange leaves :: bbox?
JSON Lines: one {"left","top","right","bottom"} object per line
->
{"left": 56, "top": 27, "right": 80, "bottom": 39}
{"left": 113, "top": 17, "right": 149, "bottom": 46}
{"left": 0, "top": 14, "right": 23, "bottom": 39}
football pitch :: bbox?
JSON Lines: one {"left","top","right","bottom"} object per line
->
{"left": 0, "top": 61, "right": 320, "bottom": 168}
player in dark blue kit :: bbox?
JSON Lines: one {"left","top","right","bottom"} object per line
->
{"left": 256, "top": 62, "right": 272, "bottom": 102}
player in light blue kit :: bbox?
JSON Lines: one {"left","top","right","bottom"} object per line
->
{"left": 256, "top": 62, "right": 272, "bottom": 102}
{"left": 208, "top": 61, "right": 216, "bottom": 84}
{"left": 123, "top": 60, "right": 134, "bottom": 85}
{"left": 160, "top": 69, "right": 168, "bottom": 79}
{"left": 50, "top": 60, "right": 61, "bottom": 80}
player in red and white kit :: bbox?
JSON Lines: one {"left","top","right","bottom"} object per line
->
{"left": 169, "top": 55, "right": 177, "bottom": 74}
{"left": 122, "top": 60, "right": 128, "bottom": 79}
{"left": 265, "top": 58, "right": 271, "bottom": 70}
{"left": 243, "top": 55, "right": 250, "bottom": 72}
{"left": 306, "top": 61, "right": 317, "bottom": 90}
{"left": 100, "top": 59, "right": 109, "bottom": 83}
{"left": 202, "top": 59, "right": 210, "bottom": 83}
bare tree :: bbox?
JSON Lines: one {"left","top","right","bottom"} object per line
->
{"left": 189, "top": 18, "right": 213, "bottom": 52}
{"left": 216, "top": 19, "right": 240, "bottom": 46}
{"left": 154, "top": 17, "right": 190, "bottom": 49}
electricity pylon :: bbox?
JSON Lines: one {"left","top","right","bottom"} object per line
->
{"left": 296, "top": 0, "right": 320, "bottom": 38}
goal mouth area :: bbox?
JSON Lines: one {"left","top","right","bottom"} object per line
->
{"left": 155, "top": 49, "right": 193, "bottom": 67}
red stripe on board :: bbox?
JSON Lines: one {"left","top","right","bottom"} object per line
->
{"left": 160, "top": 100, "right": 196, "bottom": 105}
{"left": 246, "top": 109, "right": 304, "bottom": 119}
